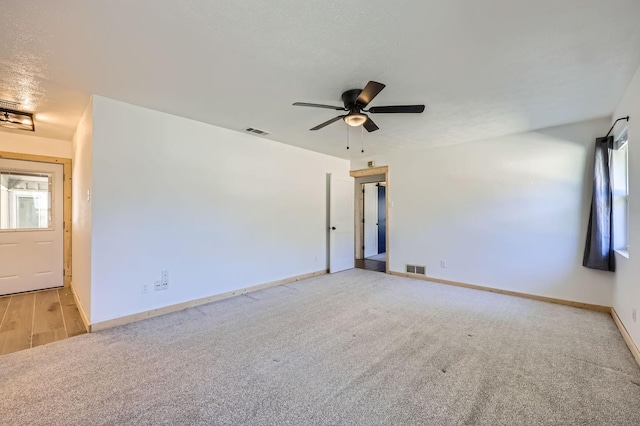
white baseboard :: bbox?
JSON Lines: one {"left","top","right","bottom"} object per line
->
{"left": 389, "top": 271, "right": 611, "bottom": 313}
{"left": 90, "top": 269, "right": 328, "bottom": 332}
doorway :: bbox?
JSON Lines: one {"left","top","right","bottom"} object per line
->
{"left": 0, "top": 153, "right": 71, "bottom": 296}
{"left": 359, "top": 182, "right": 386, "bottom": 272}
{"left": 350, "top": 166, "right": 389, "bottom": 274}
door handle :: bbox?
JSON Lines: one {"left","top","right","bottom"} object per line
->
{"left": 331, "top": 226, "right": 336, "bottom": 230}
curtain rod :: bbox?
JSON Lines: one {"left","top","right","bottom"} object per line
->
{"left": 605, "top": 116, "right": 630, "bottom": 138}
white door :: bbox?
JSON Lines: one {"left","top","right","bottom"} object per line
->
{"left": 363, "top": 183, "right": 378, "bottom": 258}
{"left": 329, "top": 173, "right": 354, "bottom": 273}
{"left": 0, "top": 159, "right": 64, "bottom": 295}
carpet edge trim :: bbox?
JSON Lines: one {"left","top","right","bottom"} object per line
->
{"left": 611, "top": 307, "right": 640, "bottom": 368}
{"left": 388, "top": 271, "right": 611, "bottom": 313}
{"left": 90, "top": 269, "right": 328, "bottom": 332}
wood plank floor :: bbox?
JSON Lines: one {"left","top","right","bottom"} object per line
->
{"left": 0, "top": 288, "right": 86, "bottom": 356}
{"left": 355, "top": 258, "right": 386, "bottom": 272}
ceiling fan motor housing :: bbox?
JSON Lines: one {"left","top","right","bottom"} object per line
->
{"left": 341, "top": 89, "right": 364, "bottom": 109}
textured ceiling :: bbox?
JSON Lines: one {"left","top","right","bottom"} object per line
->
{"left": 1, "top": 0, "right": 640, "bottom": 159}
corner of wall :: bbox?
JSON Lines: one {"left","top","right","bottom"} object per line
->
{"left": 71, "top": 97, "right": 94, "bottom": 323}
{"left": 612, "top": 61, "right": 640, "bottom": 352}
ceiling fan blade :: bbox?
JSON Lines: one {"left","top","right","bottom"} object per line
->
{"left": 363, "top": 117, "right": 379, "bottom": 132}
{"left": 368, "top": 105, "right": 425, "bottom": 114}
{"left": 310, "top": 115, "right": 345, "bottom": 131}
{"left": 356, "top": 81, "right": 386, "bottom": 107}
{"left": 293, "top": 102, "right": 346, "bottom": 111}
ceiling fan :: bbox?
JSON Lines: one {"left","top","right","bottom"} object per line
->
{"left": 293, "top": 81, "right": 425, "bottom": 132}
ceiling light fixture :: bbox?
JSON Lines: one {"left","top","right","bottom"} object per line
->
{"left": 0, "top": 108, "right": 35, "bottom": 131}
{"left": 343, "top": 113, "right": 367, "bottom": 127}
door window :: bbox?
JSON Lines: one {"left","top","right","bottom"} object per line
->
{"left": 0, "top": 170, "right": 53, "bottom": 230}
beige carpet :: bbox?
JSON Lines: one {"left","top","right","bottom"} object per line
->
{"left": 2, "top": 269, "right": 639, "bottom": 425}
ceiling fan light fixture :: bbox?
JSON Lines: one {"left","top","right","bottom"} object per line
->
{"left": 344, "top": 113, "right": 367, "bottom": 127}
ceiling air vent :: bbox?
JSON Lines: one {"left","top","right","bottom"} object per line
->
{"left": 0, "top": 102, "right": 35, "bottom": 132}
{"left": 0, "top": 99, "right": 20, "bottom": 110}
{"left": 243, "top": 127, "right": 270, "bottom": 136}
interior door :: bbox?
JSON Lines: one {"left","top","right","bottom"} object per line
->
{"left": 363, "top": 183, "right": 378, "bottom": 258}
{"left": 329, "top": 173, "right": 354, "bottom": 273}
{"left": 0, "top": 159, "right": 64, "bottom": 295}
{"left": 378, "top": 185, "right": 386, "bottom": 254}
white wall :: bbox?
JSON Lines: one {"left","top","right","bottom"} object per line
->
{"left": 71, "top": 99, "right": 93, "bottom": 321}
{"left": 352, "top": 117, "right": 614, "bottom": 306}
{"left": 0, "top": 131, "right": 72, "bottom": 158}
{"left": 88, "top": 96, "right": 349, "bottom": 323}
{"left": 612, "top": 63, "right": 640, "bottom": 349}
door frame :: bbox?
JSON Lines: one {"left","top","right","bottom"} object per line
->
{"left": 0, "top": 151, "right": 72, "bottom": 287}
{"left": 350, "top": 166, "right": 389, "bottom": 273}
{"left": 359, "top": 182, "right": 385, "bottom": 260}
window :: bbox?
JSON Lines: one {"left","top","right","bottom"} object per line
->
{"left": 0, "top": 171, "right": 52, "bottom": 230}
{"left": 611, "top": 129, "right": 629, "bottom": 255}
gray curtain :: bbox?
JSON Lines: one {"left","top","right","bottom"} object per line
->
{"left": 583, "top": 136, "right": 615, "bottom": 272}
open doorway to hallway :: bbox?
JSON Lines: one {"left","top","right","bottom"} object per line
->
{"left": 357, "top": 182, "right": 386, "bottom": 272}
{"left": 351, "top": 166, "right": 389, "bottom": 274}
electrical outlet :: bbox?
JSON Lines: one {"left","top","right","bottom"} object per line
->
{"left": 633, "top": 308, "right": 637, "bottom": 323}
{"left": 154, "top": 280, "right": 162, "bottom": 291}
{"left": 160, "top": 270, "right": 169, "bottom": 290}
{"left": 440, "top": 260, "right": 447, "bottom": 268}
{"left": 141, "top": 283, "right": 149, "bottom": 294}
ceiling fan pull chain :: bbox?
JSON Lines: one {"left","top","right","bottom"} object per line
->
{"left": 361, "top": 125, "right": 365, "bottom": 153}
{"left": 346, "top": 126, "right": 350, "bottom": 150}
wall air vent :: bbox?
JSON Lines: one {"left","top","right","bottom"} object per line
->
{"left": 243, "top": 127, "right": 270, "bottom": 136}
{"left": 406, "top": 264, "right": 426, "bottom": 275}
